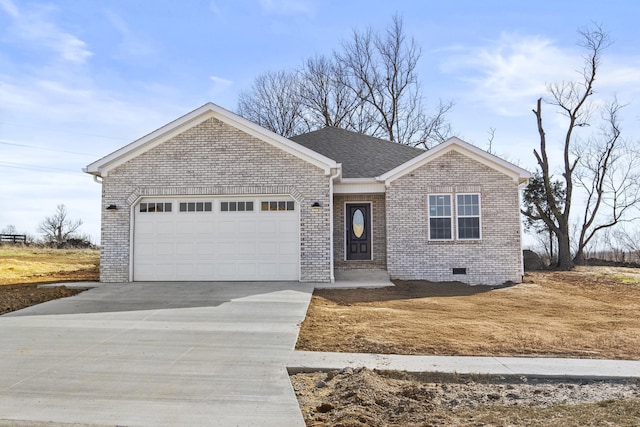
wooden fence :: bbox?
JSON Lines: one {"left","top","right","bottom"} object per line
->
{"left": 0, "top": 234, "right": 27, "bottom": 244}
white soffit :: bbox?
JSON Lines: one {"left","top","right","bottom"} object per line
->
{"left": 334, "top": 179, "right": 386, "bottom": 194}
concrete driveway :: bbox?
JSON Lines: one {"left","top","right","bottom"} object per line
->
{"left": 0, "top": 282, "right": 315, "bottom": 427}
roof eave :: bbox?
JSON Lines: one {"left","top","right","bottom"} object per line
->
{"left": 378, "top": 137, "right": 531, "bottom": 185}
{"left": 84, "top": 102, "right": 339, "bottom": 177}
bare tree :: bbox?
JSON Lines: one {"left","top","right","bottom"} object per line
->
{"left": 237, "top": 70, "right": 310, "bottom": 137}
{"left": 522, "top": 24, "right": 640, "bottom": 269}
{"left": 236, "top": 15, "right": 452, "bottom": 146}
{"left": 336, "top": 14, "right": 451, "bottom": 147}
{"left": 299, "top": 54, "right": 369, "bottom": 131}
{"left": 1, "top": 225, "right": 17, "bottom": 235}
{"left": 38, "top": 204, "right": 83, "bottom": 245}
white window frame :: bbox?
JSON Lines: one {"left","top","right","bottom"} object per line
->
{"left": 428, "top": 194, "right": 453, "bottom": 241}
{"left": 456, "top": 193, "right": 482, "bottom": 240}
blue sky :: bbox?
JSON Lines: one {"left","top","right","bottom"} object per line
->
{"left": 1, "top": 0, "right": 639, "bottom": 243}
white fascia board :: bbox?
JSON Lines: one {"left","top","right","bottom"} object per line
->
{"left": 85, "top": 102, "right": 339, "bottom": 176}
{"left": 334, "top": 178, "right": 386, "bottom": 194}
{"left": 378, "top": 137, "right": 531, "bottom": 185}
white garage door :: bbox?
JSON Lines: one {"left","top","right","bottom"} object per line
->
{"left": 133, "top": 197, "right": 299, "bottom": 281}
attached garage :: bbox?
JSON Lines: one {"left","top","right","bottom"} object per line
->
{"left": 133, "top": 196, "right": 300, "bottom": 281}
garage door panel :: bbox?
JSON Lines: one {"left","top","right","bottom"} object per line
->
{"left": 174, "top": 242, "right": 192, "bottom": 255}
{"left": 279, "top": 242, "right": 298, "bottom": 255}
{"left": 258, "top": 242, "right": 277, "bottom": 255}
{"left": 195, "top": 222, "right": 215, "bottom": 234}
{"left": 136, "top": 222, "right": 155, "bottom": 235}
{"left": 134, "top": 198, "right": 299, "bottom": 281}
{"left": 258, "top": 221, "right": 277, "bottom": 233}
{"left": 237, "top": 242, "right": 256, "bottom": 255}
{"left": 175, "top": 221, "right": 195, "bottom": 234}
{"left": 237, "top": 220, "right": 256, "bottom": 234}
{"left": 259, "top": 263, "right": 277, "bottom": 277}
{"left": 279, "top": 220, "right": 298, "bottom": 233}
{"left": 155, "top": 221, "right": 175, "bottom": 234}
{"left": 279, "top": 263, "right": 298, "bottom": 277}
{"left": 156, "top": 242, "right": 174, "bottom": 256}
{"left": 195, "top": 242, "right": 215, "bottom": 255}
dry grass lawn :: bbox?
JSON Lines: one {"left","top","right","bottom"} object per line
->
{"left": 0, "top": 246, "right": 98, "bottom": 315}
{"left": 296, "top": 266, "right": 640, "bottom": 360}
{"left": 0, "top": 246, "right": 99, "bottom": 285}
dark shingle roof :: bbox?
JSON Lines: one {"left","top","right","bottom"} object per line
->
{"left": 290, "top": 127, "right": 424, "bottom": 178}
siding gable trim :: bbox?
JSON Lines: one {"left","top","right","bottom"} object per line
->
{"left": 84, "top": 102, "right": 339, "bottom": 177}
{"left": 378, "top": 137, "right": 531, "bottom": 185}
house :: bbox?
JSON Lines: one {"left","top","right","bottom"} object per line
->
{"left": 84, "top": 102, "right": 531, "bottom": 285}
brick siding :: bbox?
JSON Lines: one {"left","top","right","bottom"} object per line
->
{"left": 100, "top": 117, "right": 331, "bottom": 282}
{"left": 386, "top": 150, "right": 524, "bottom": 285}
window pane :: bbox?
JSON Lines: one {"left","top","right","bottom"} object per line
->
{"left": 148, "top": 203, "right": 157, "bottom": 212}
{"left": 270, "top": 201, "right": 277, "bottom": 211}
{"left": 188, "top": 202, "right": 195, "bottom": 212}
{"left": 179, "top": 203, "right": 187, "bottom": 212}
{"left": 238, "top": 201, "right": 245, "bottom": 211}
{"left": 457, "top": 194, "right": 479, "bottom": 216}
{"left": 247, "top": 201, "right": 254, "bottom": 211}
{"left": 229, "top": 202, "right": 237, "bottom": 212}
{"left": 165, "top": 203, "right": 172, "bottom": 212}
{"left": 140, "top": 203, "right": 147, "bottom": 213}
{"left": 286, "top": 201, "right": 294, "bottom": 210}
{"left": 429, "top": 195, "right": 451, "bottom": 217}
{"left": 430, "top": 218, "right": 451, "bottom": 239}
{"left": 204, "top": 202, "right": 212, "bottom": 212}
{"left": 261, "top": 202, "right": 269, "bottom": 211}
{"left": 221, "top": 202, "right": 228, "bottom": 212}
{"left": 156, "top": 203, "right": 164, "bottom": 212}
{"left": 458, "top": 217, "right": 480, "bottom": 239}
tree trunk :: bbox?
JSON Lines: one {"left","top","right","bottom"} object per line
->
{"left": 556, "top": 231, "right": 574, "bottom": 270}
{"left": 573, "top": 249, "right": 586, "bottom": 266}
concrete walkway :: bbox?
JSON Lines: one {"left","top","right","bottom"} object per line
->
{"left": 289, "top": 351, "right": 640, "bottom": 379}
{"left": 2, "top": 277, "right": 640, "bottom": 426}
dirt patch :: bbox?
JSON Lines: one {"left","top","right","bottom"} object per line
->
{"left": 291, "top": 368, "right": 640, "bottom": 426}
{"left": 296, "top": 267, "right": 640, "bottom": 359}
{"left": 0, "top": 283, "right": 86, "bottom": 315}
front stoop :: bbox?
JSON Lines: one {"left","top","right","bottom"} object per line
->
{"left": 319, "top": 269, "right": 393, "bottom": 289}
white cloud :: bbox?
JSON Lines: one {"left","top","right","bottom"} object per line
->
{"left": 441, "top": 32, "right": 640, "bottom": 123}
{"left": 2, "top": 3, "right": 92, "bottom": 64}
{"left": 441, "top": 33, "right": 580, "bottom": 116}
{"left": 103, "top": 9, "right": 157, "bottom": 60}
{"left": 209, "top": 75, "right": 233, "bottom": 94}
{"left": 0, "top": 0, "right": 19, "bottom": 17}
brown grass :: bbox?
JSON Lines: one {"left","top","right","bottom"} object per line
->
{"left": 296, "top": 266, "right": 640, "bottom": 359}
{"left": 0, "top": 246, "right": 99, "bottom": 285}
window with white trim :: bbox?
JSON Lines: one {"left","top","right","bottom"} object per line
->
{"left": 179, "top": 202, "right": 212, "bottom": 212}
{"left": 220, "top": 201, "right": 254, "bottom": 212}
{"left": 260, "top": 201, "right": 295, "bottom": 211}
{"left": 428, "top": 195, "right": 452, "bottom": 240}
{"left": 457, "top": 194, "right": 481, "bottom": 239}
{"left": 140, "top": 202, "right": 172, "bottom": 213}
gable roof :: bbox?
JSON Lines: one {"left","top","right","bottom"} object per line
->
{"left": 84, "top": 103, "right": 339, "bottom": 177}
{"left": 378, "top": 136, "right": 531, "bottom": 184}
{"left": 290, "top": 127, "right": 424, "bottom": 178}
